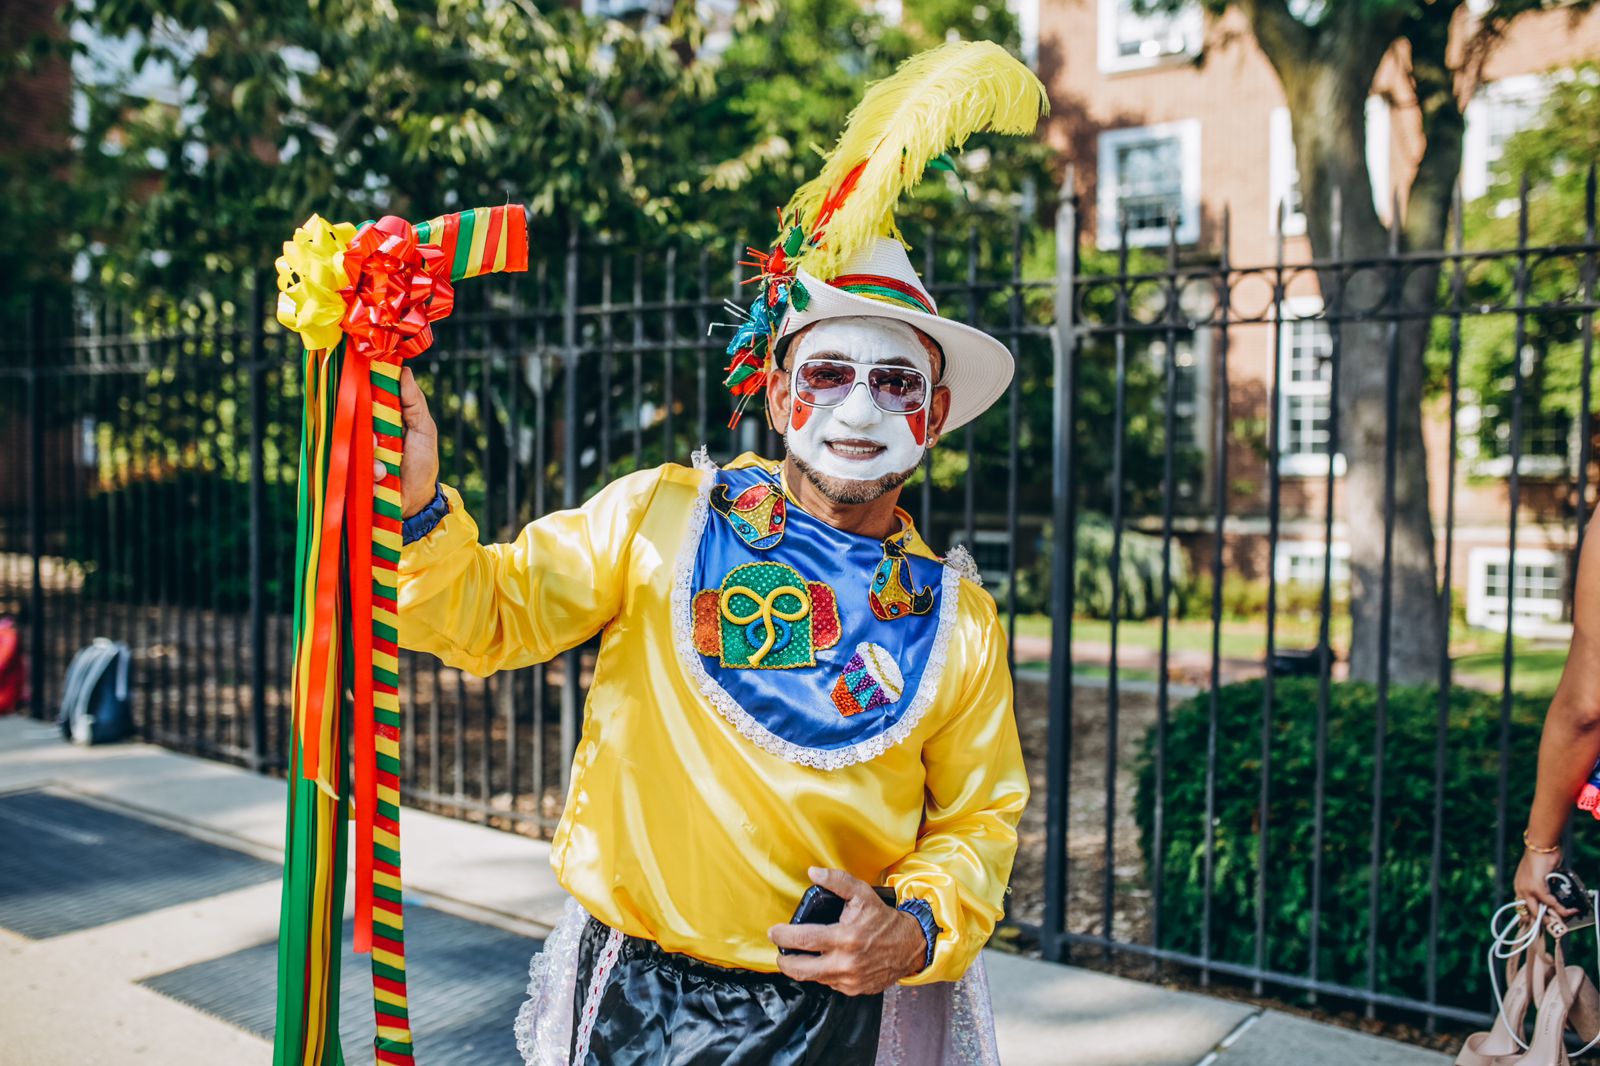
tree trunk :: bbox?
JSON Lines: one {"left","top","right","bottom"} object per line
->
{"left": 1286, "top": 63, "right": 1446, "bottom": 685}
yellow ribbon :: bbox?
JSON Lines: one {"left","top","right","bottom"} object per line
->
{"left": 276, "top": 214, "right": 359, "bottom": 351}
{"left": 720, "top": 584, "right": 810, "bottom": 666}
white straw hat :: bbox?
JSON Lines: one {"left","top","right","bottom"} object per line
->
{"left": 774, "top": 237, "right": 1013, "bottom": 433}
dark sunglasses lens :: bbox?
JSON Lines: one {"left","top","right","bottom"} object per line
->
{"left": 795, "top": 361, "right": 857, "bottom": 405}
{"left": 867, "top": 366, "right": 928, "bottom": 413}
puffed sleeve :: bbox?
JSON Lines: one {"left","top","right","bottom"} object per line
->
{"left": 884, "top": 589, "right": 1028, "bottom": 985}
{"left": 396, "top": 466, "right": 666, "bottom": 677}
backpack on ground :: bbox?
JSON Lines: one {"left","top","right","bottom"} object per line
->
{"left": 56, "top": 638, "right": 132, "bottom": 745}
{"left": 0, "top": 617, "right": 23, "bottom": 715}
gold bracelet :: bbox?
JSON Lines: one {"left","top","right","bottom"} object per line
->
{"left": 1523, "top": 829, "right": 1562, "bottom": 854}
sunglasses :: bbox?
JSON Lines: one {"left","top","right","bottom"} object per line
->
{"left": 791, "top": 358, "right": 930, "bottom": 415}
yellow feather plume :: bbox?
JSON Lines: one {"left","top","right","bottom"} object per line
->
{"left": 782, "top": 40, "right": 1048, "bottom": 281}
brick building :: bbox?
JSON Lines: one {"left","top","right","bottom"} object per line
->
{"left": 1022, "top": 0, "right": 1600, "bottom": 637}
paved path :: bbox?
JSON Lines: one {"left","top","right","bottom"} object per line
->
{"left": 0, "top": 716, "right": 1449, "bottom": 1065}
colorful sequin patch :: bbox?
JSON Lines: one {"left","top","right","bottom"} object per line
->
{"left": 709, "top": 482, "right": 787, "bottom": 550}
{"left": 695, "top": 561, "right": 841, "bottom": 669}
{"left": 692, "top": 590, "right": 722, "bottom": 656}
{"left": 869, "top": 533, "right": 935, "bottom": 621}
{"left": 830, "top": 642, "right": 906, "bottom": 717}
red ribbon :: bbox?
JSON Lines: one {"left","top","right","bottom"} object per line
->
{"left": 297, "top": 215, "right": 455, "bottom": 954}
{"left": 340, "top": 216, "right": 456, "bottom": 365}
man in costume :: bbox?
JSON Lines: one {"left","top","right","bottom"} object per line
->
{"left": 396, "top": 41, "right": 1045, "bottom": 1065}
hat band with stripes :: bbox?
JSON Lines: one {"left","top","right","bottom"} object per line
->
{"left": 828, "top": 274, "right": 938, "bottom": 316}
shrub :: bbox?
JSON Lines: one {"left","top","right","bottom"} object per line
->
{"left": 1134, "top": 678, "right": 1549, "bottom": 1014}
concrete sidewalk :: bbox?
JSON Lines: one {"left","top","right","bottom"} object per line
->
{"left": 0, "top": 716, "right": 1449, "bottom": 1066}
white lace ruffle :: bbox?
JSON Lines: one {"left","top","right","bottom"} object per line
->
{"left": 670, "top": 449, "right": 962, "bottom": 771}
{"left": 514, "top": 897, "right": 586, "bottom": 1066}
{"left": 942, "top": 544, "right": 983, "bottom": 588}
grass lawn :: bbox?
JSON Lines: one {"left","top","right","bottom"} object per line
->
{"left": 1009, "top": 612, "right": 1569, "bottom": 697}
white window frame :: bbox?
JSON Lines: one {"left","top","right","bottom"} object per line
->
{"left": 1010, "top": 0, "right": 1041, "bottom": 68}
{"left": 1268, "top": 107, "right": 1307, "bottom": 237}
{"left": 1462, "top": 74, "right": 1551, "bottom": 203}
{"left": 1097, "top": 119, "right": 1202, "bottom": 249}
{"left": 1097, "top": 0, "right": 1203, "bottom": 74}
{"left": 1273, "top": 540, "right": 1350, "bottom": 587}
{"left": 1277, "top": 297, "right": 1345, "bottom": 477}
{"left": 1466, "top": 546, "right": 1570, "bottom": 637}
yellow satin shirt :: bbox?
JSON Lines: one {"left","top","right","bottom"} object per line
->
{"left": 396, "top": 453, "right": 1027, "bottom": 985}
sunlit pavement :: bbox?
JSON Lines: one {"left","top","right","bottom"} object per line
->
{"left": 0, "top": 715, "right": 1447, "bottom": 1066}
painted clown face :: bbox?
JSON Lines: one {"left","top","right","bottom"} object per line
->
{"left": 782, "top": 317, "right": 937, "bottom": 505}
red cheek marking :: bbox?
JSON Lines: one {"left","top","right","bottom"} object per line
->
{"left": 907, "top": 408, "right": 927, "bottom": 446}
{"left": 790, "top": 399, "right": 814, "bottom": 431}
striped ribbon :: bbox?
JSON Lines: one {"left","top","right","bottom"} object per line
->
{"left": 275, "top": 205, "right": 528, "bottom": 1066}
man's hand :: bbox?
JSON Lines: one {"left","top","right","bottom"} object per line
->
{"left": 768, "top": 867, "right": 928, "bottom": 996}
{"left": 395, "top": 366, "right": 439, "bottom": 519}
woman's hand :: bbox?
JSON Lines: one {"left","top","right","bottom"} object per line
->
{"left": 1515, "top": 843, "right": 1577, "bottom": 928}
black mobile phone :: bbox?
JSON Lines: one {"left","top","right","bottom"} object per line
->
{"left": 779, "top": 884, "right": 899, "bottom": 956}
{"left": 1547, "top": 864, "right": 1597, "bottom": 934}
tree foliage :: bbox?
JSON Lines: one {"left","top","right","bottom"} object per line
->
{"left": 1427, "top": 64, "right": 1600, "bottom": 465}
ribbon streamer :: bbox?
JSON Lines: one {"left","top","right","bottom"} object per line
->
{"left": 274, "top": 205, "right": 529, "bottom": 1066}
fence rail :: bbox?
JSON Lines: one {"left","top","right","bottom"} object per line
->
{"left": 3, "top": 175, "right": 1598, "bottom": 1036}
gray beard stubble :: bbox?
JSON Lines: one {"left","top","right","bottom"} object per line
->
{"left": 785, "top": 438, "right": 920, "bottom": 505}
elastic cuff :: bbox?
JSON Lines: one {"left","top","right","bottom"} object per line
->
{"left": 896, "top": 897, "right": 940, "bottom": 973}
{"left": 401, "top": 483, "right": 449, "bottom": 545}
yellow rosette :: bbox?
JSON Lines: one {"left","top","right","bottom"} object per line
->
{"left": 276, "top": 214, "right": 359, "bottom": 351}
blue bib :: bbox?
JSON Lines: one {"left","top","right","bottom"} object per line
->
{"left": 675, "top": 463, "right": 958, "bottom": 768}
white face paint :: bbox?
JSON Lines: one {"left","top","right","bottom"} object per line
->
{"left": 783, "top": 316, "right": 933, "bottom": 488}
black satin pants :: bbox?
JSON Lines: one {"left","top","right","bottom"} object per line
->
{"left": 569, "top": 916, "right": 883, "bottom": 1065}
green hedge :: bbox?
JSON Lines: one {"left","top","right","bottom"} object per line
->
{"left": 1134, "top": 678, "right": 1548, "bottom": 1013}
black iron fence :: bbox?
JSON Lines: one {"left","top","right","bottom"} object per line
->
{"left": 3, "top": 174, "right": 1598, "bottom": 1037}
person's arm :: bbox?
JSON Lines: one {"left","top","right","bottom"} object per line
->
{"left": 884, "top": 599, "right": 1029, "bottom": 985}
{"left": 1515, "top": 524, "right": 1600, "bottom": 919}
{"left": 390, "top": 362, "right": 664, "bottom": 676}
{"left": 397, "top": 469, "right": 664, "bottom": 677}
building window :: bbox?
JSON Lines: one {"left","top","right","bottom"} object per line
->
{"left": 1098, "top": 0, "right": 1202, "bottom": 73}
{"left": 1274, "top": 540, "right": 1349, "bottom": 587}
{"left": 1462, "top": 75, "right": 1550, "bottom": 203}
{"left": 1467, "top": 547, "right": 1569, "bottom": 636}
{"left": 1277, "top": 299, "right": 1344, "bottom": 477}
{"left": 1097, "top": 120, "right": 1201, "bottom": 248}
{"left": 1268, "top": 107, "right": 1307, "bottom": 236}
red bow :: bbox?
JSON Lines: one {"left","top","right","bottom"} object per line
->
{"left": 339, "top": 216, "right": 455, "bottom": 364}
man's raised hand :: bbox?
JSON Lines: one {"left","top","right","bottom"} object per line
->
{"left": 397, "top": 365, "right": 440, "bottom": 519}
{"left": 767, "top": 867, "right": 928, "bottom": 996}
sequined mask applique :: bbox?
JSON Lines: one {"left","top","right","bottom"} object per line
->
{"left": 709, "top": 482, "right": 787, "bottom": 550}
{"left": 693, "top": 561, "right": 841, "bottom": 669}
{"left": 869, "top": 533, "right": 935, "bottom": 621}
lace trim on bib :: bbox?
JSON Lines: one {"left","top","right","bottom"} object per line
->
{"left": 671, "top": 448, "right": 960, "bottom": 770}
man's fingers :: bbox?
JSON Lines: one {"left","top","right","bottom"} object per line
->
{"left": 768, "top": 922, "right": 845, "bottom": 954}
{"left": 399, "top": 366, "right": 433, "bottom": 431}
{"left": 774, "top": 949, "right": 833, "bottom": 984}
{"left": 808, "top": 866, "right": 874, "bottom": 904}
